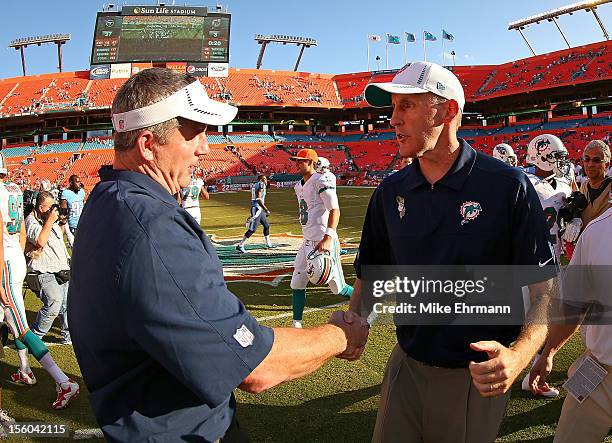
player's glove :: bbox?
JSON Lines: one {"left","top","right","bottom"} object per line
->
{"left": 562, "top": 218, "right": 582, "bottom": 243}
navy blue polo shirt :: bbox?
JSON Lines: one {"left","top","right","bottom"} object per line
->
{"left": 68, "top": 166, "right": 273, "bottom": 442}
{"left": 355, "top": 139, "right": 556, "bottom": 367}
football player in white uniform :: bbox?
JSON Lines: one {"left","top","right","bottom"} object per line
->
{"left": 521, "top": 134, "right": 575, "bottom": 398}
{"left": 290, "top": 150, "right": 353, "bottom": 328}
{"left": 0, "top": 153, "right": 79, "bottom": 409}
{"left": 180, "top": 170, "right": 209, "bottom": 225}
{"left": 525, "top": 134, "right": 575, "bottom": 259}
{"left": 492, "top": 143, "right": 518, "bottom": 167}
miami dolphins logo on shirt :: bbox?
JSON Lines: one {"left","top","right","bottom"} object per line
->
{"left": 460, "top": 201, "right": 482, "bottom": 225}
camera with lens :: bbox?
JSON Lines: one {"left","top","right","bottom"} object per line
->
{"left": 50, "top": 204, "right": 69, "bottom": 218}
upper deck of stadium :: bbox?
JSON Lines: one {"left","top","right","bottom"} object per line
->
{"left": 0, "top": 40, "right": 609, "bottom": 118}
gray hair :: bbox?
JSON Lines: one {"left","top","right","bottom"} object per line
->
{"left": 429, "top": 92, "right": 462, "bottom": 127}
{"left": 429, "top": 94, "right": 448, "bottom": 106}
{"left": 111, "top": 68, "right": 195, "bottom": 152}
{"left": 584, "top": 139, "right": 611, "bottom": 163}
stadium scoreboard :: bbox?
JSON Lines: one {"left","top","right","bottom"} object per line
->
{"left": 91, "top": 6, "right": 230, "bottom": 65}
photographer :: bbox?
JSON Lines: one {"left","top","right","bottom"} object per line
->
{"left": 25, "top": 191, "right": 72, "bottom": 344}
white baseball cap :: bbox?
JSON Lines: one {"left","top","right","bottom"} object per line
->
{"left": 111, "top": 80, "right": 237, "bottom": 132}
{"left": 364, "top": 61, "right": 465, "bottom": 110}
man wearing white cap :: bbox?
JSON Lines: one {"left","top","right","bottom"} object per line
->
{"left": 346, "top": 62, "right": 557, "bottom": 442}
{"left": 68, "top": 68, "right": 369, "bottom": 442}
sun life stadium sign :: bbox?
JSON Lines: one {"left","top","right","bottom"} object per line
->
{"left": 122, "top": 6, "right": 208, "bottom": 16}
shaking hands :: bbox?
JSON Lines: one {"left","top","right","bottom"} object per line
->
{"left": 328, "top": 310, "right": 370, "bottom": 361}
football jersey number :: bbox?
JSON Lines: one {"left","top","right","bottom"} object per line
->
{"left": 186, "top": 186, "right": 199, "bottom": 200}
{"left": 70, "top": 201, "right": 84, "bottom": 218}
{"left": 7, "top": 194, "right": 24, "bottom": 234}
{"left": 299, "top": 199, "right": 308, "bottom": 225}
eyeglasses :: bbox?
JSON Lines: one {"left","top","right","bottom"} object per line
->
{"left": 582, "top": 156, "right": 605, "bottom": 164}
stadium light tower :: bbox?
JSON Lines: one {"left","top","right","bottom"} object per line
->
{"left": 254, "top": 35, "right": 318, "bottom": 71}
{"left": 508, "top": 0, "right": 611, "bottom": 55}
{"left": 8, "top": 34, "right": 71, "bottom": 76}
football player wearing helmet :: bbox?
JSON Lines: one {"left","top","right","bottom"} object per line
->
{"left": 492, "top": 143, "right": 518, "bottom": 167}
{"left": 521, "top": 134, "right": 575, "bottom": 398}
{"left": 180, "top": 169, "right": 209, "bottom": 225}
{"left": 0, "top": 154, "right": 79, "bottom": 409}
{"left": 290, "top": 149, "right": 353, "bottom": 328}
{"left": 525, "top": 134, "right": 575, "bottom": 259}
{"left": 236, "top": 175, "right": 273, "bottom": 252}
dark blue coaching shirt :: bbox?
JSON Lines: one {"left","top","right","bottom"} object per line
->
{"left": 68, "top": 167, "right": 274, "bottom": 442}
{"left": 355, "top": 140, "right": 556, "bottom": 367}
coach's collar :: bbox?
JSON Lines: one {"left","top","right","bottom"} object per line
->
{"left": 98, "top": 166, "right": 178, "bottom": 205}
{"left": 401, "top": 139, "right": 476, "bottom": 191}
{"left": 436, "top": 139, "right": 477, "bottom": 191}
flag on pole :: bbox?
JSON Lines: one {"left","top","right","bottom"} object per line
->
{"left": 424, "top": 31, "right": 437, "bottom": 41}
{"left": 368, "top": 34, "right": 382, "bottom": 42}
{"left": 442, "top": 30, "right": 454, "bottom": 41}
{"left": 387, "top": 34, "right": 401, "bottom": 44}
{"left": 405, "top": 32, "right": 416, "bottom": 42}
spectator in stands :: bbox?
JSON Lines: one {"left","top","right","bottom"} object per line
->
{"left": 25, "top": 191, "right": 72, "bottom": 344}
{"left": 60, "top": 174, "right": 85, "bottom": 237}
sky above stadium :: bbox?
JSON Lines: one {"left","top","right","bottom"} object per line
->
{"left": 1, "top": 0, "right": 611, "bottom": 79}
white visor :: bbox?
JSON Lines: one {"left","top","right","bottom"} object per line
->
{"left": 111, "top": 81, "right": 237, "bottom": 132}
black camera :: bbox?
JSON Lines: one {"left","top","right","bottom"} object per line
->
{"left": 50, "top": 204, "right": 69, "bottom": 217}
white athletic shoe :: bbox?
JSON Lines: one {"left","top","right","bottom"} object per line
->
{"left": 236, "top": 245, "right": 246, "bottom": 253}
{"left": 292, "top": 320, "right": 303, "bottom": 329}
{"left": 521, "top": 370, "right": 559, "bottom": 397}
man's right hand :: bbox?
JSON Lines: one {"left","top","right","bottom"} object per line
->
{"left": 328, "top": 310, "right": 369, "bottom": 360}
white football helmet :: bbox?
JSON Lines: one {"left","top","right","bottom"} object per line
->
{"left": 316, "top": 157, "right": 330, "bottom": 173}
{"left": 39, "top": 179, "right": 52, "bottom": 191}
{"left": 0, "top": 152, "right": 7, "bottom": 175}
{"left": 306, "top": 249, "right": 333, "bottom": 286}
{"left": 492, "top": 143, "right": 517, "bottom": 167}
{"left": 527, "top": 134, "right": 570, "bottom": 176}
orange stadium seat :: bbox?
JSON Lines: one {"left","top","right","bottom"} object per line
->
{"left": 1, "top": 78, "right": 53, "bottom": 115}
{"left": 7, "top": 152, "right": 73, "bottom": 188}
{"left": 62, "top": 151, "right": 115, "bottom": 190}
{"left": 87, "top": 78, "right": 129, "bottom": 107}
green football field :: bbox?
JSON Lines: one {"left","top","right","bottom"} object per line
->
{"left": 4, "top": 186, "right": 607, "bottom": 442}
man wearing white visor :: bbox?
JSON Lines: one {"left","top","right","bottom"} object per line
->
{"left": 348, "top": 62, "right": 556, "bottom": 442}
{"left": 69, "top": 68, "right": 369, "bottom": 442}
